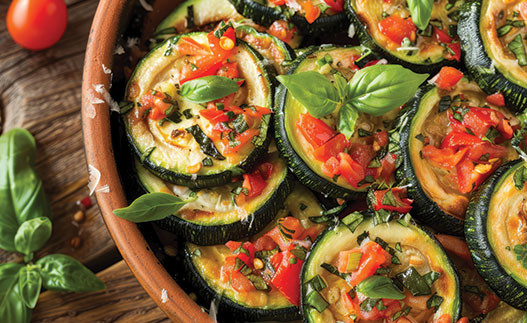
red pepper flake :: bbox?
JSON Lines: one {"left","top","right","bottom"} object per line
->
{"left": 79, "top": 196, "right": 92, "bottom": 209}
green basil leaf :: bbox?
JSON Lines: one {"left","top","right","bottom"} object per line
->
{"left": 406, "top": 0, "right": 434, "bottom": 30}
{"left": 0, "top": 263, "right": 31, "bottom": 323}
{"left": 18, "top": 266, "right": 41, "bottom": 309}
{"left": 356, "top": 275, "right": 405, "bottom": 300}
{"left": 514, "top": 165, "right": 527, "bottom": 191}
{"left": 333, "top": 73, "right": 348, "bottom": 100}
{"left": 180, "top": 76, "right": 239, "bottom": 103}
{"left": 0, "top": 129, "right": 52, "bottom": 252}
{"left": 36, "top": 254, "right": 105, "bottom": 292}
{"left": 14, "top": 217, "right": 52, "bottom": 256}
{"left": 346, "top": 65, "right": 429, "bottom": 116}
{"left": 338, "top": 103, "right": 359, "bottom": 139}
{"left": 508, "top": 34, "right": 527, "bottom": 66}
{"left": 277, "top": 71, "right": 340, "bottom": 118}
{"left": 113, "top": 192, "right": 195, "bottom": 223}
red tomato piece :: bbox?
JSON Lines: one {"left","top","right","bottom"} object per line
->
{"left": 435, "top": 67, "right": 464, "bottom": 90}
{"left": 208, "top": 25, "right": 235, "bottom": 60}
{"left": 223, "top": 128, "right": 260, "bottom": 155}
{"left": 225, "top": 241, "right": 242, "bottom": 252}
{"left": 321, "top": 156, "right": 341, "bottom": 178}
{"left": 465, "top": 142, "right": 508, "bottom": 162}
{"left": 180, "top": 55, "right": 223, "bottom": 84}
{"left": 302, "top": 1, "right": 321, "bottom": 24}
{"left": 379, "top": 14, "right": 417, "bottom": 45}
{"left": 253, "top": 235, "right": 276, "bottom": 252}
{"left": 434, "top": 27, "right": 453, "bottom": 43}
{"left": 435, "top": 314, "right": 452, "bottom": 323}
{"left": 7, "top": 0, "right": 68, "bottom": 50}
{"left": 271, "top": 251, "right": 304, "bottom": 306}
{"left": 257, "top": 162, "right": 274, "bottom": 180}
{"left": 349, "top": 143, "right": 376, "bottom": 169}
{"left": 176, "top": 37, "right": 211, "bottom": 56}
{"left": 486, "top": 93, "right": 506, "bottom": 107}
{"left": 446, "top": 42, "right": 462, "bottom": 61}
{"left": 441, "top": 131, "right": 483, "bottom": 148}
{"left": 269, "top": 0, "right": 285, "bottom": 4}
{"left": 297, "top": 113, "right": 337, "bottom": 148}
{"left": 421, "top": 145, "right": 468, "bottom": 169}
{"left": 268, "top": 20, "right": 297, "bottom": 44}
{"left": 323, "top": 0, "right": 344, "bottom": 12}
{"left": 231, "top": 270, "right": 256, "bottom": 292}
{"left": 373, "top": 187, "right": 413, "bottom": 213}
{"left": 348, "top": 241, "right": 388, "bottom": 286}
{"left": 379, "top": 153, "right": 397, "bottom": 183}
{"left": 338, "top": 152, "right": 365, "bottom": 188}
{"left": 200, "top": 104, "right": 229, "bottom": 124}
{"left": 313, "top": 133, "right": 349, "bottom": 162}
{"left": 337, "top": 250, "right": 363, "bottom": 273}
{"left": 217, "top": 62, "right": 240, "bottom": 80}
{"left": 242, "top": 170, "right": 267, "bottom": 198}
{"left": 220, "top": 256, "right": 237, "bottom": 283}
{"left": 374, "top": 130, "right": 389, "bottom": 147}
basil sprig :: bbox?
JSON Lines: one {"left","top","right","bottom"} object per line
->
{"left": 277, "top": 65, "right": 428, "bottom": 138}
{"left": 406, "top": 0, "right": 434, "bottom": 31}
{"left": 180, "top": 75, "right": 239, "bottom": 103}
{"left": 356, "top": 275, "right": 405, "bottom": 300}
{"left": 0, "top": 129, "right": 105, "bottom": 323}
{"left": 113, "top": 192, "right": 196, "bottom": 223}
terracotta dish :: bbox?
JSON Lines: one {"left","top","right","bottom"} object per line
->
{"left": 82, "top": 0, "right": 211, "bottom": 321}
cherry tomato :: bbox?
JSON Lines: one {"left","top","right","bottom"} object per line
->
{"left": 7, "top": 0, "right": 68, "bottom": 50}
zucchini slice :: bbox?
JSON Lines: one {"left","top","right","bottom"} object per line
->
{"left": 396, "top": 78, "right": 518, "bottom": 235}
{"left": 181, "top": 185, "right": 328, "bottom": 321}
{"left": 228, "top": 0, "right": 349, "bottom": 36}
{"left": 458, "top": 0, "right": 527, "bottom": 113}
{"left": 136, "top": 150, "right": 293, "bottom": 245}
{"left": 124, "top": 32, "right": 273, "bottom": 188}
{"left": 275, "top": 46, "right": 399, "bottom": 199}
{"left": 301, "top": 213, "right": 461, "bottom": 322}
{"left": 345, "top": 0, "right": 462, "bottom": 74}
{"left": 465, "top": 159, "right": 527, "bottom": 310}
{"left": 153, "top": 0, "right": 298, "bottom": 73}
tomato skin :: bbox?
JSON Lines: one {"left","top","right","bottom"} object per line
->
{"left": 313, "top": 133, "right": 349, "bottom": 162}
{"left": 434, "top": 27, "right": 452, "bottom": 43}
{"left": 486, "top": 92, "right": 505, "bottom": 106}
{"left": 373, "top": 187, "right": 413, "bottom": 213}
{"left": 268, "top": 20, "right": 297, "bottom": 44}
{"left": 379, "top": 14, "right": 417, "bottom": 45}
{"left": 271, "top": 250, "right": 303, "bottom": 306}
{"left": 297, "top": 113, "right": 337, "bottom": 148}
{"left": 7, "top": 0, "right": 68, "bottom": 50}
{"left": 323, "top": 0, "right": 344, "bottom": 12}
{"left": 435, "top": 67, "right": 463, "bottom": 90}
{"left": 446, "top": 42, "right": 462, "bottom": 61}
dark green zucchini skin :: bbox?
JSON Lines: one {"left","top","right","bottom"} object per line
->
{"left": 181, "top": 244, "right": 300, "bottom": 321}
{"left": 126, "top": 38, "right": 273, "bottom": 189}
{"left": 395, "top": 84, "right": 465, "bottom": 235}
{"left": 465, "top": 159, "right": 527, "bottom": 311}
{"left": 274, "top": 46, "right": 365, "bottom": 200}
{"left": 228, "top": 0, "right": 348, "bottom": 36}
{"left": 153, "top": 172, "right": 294, "bottom": 245}
{"left": 344, "top": 0, "right": 457, "bottom": 75}
{"left": 458, "top": 0, "right": 527, "bottom": 113}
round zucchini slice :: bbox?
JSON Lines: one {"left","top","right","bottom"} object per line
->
{"left": 465, "top": 159, "right": 527, "bottom": 310}
{"left": 124, "top": 32, "right": 273, "bottom": 188}
{"left": 396, "top": 78, "right": 518, "bottom": 235}
{"left": 345, "top": 0, "right": 462, "bottom": 74}
{"left": 152, "top": 0, "right": 298, "bottom": 73}
{"left": 227, "top": 0, "right": 349, "bottom": 36}
{"left": 181, "top": 185, "right": 327, "bottom": 321}
{"left": 458, "top": 0, "right": 527, "bottom": 113}
{"left": 301, "top": 213, "right": 461, "bottom": 322}
{"left": 136, "top": 150, "right": 293, "bottom": 245}
{"left": 275, "top": 46, "right": 400, "bottom": 199}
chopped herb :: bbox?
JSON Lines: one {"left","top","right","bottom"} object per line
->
{"left": 246, "top": 274, "right": 268, "bottom": 290}
{"left": 183, "top": 109, "right": 193, "bottom": 119}
{"left": 119, "top": 101, "right": 134, "bottom": 114}
{"left": 299, "top": 203, "right": 308, "bottom": 211}
{"left": 438, "top": 95, "right": 452, "bottom": 112}
{"left": 290, "top": 246, "right": 308, "bottom": 261}
{"left": 508, "top": 34, "right": 527, "bottom": 66}
{"left": 483, "top": 127, "right": 501, "bottom": 143}
{"left": 381, "top": 190, "right": 398, "bottom": 207}
{"left": 396, "top": 266, "right": 432, "bottom": 296}
{"left": 342, "top": 212, "right": 364, "bottom": 233}
{"left": 186, "top": 5, "right": 195, "bottom": 29}
{"left": 289, "top": 257, "right": 297, "bottom": 264}
{"left": 376, "top": 300, "right": 387, "bottom": 311}
{"left": 141, "top": 146, "right": 156, "bottom": 163}
{"left": 202, "top": 157, "right": 213, "bottom": 167}
{"left": 514, "top": 166, "right": 527, "bottom": 190}
{"left": 395, "top": 242, "right": 402, "bottom": 252}
{"left": 193, "top": 248, "right": 201, "bottom": 257}
{"left": 498, "top": 24, "right": 513, "bottom": 37}
{"left": 306, "top": 290, "right": 329, "bottom": 312}
{"left": 321, "top": 263, "right": 350, "bottom": 280}
{"left": 426, "top": 293, "right": 444, "bottom": 311}
{"left": 393, "top": 306, "right": 412, "bottom": 321}
{"left": 357, "top": 231, "right": 370, "bottom": 245}
{"left": 360, "top": 298, "right": 380, "bottom": 312}
{"left": 423, "top": 271, "right": 441, "bottom": 287}
{"left": 464, "top": 285, "right": 485, "bottom": 300}
{"left": 368, "top": 158, "right": 382, "bottom": 168}
{"left": 415, "top": 133, "right": 426, "bottom": 143}
{"left": 513, "top": 244, "right": 527, "bottom": 269}
{"left": 186, "top": 125, "right": 225, "bottom": 160}
{"left": 232, "top": 114, "right": 249, "bottom": 134}
{"left": 358, "top": 129, "right": 373, "bottom": 137}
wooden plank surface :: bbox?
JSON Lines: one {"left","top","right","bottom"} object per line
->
{"left": 32, "top": 260, "right": 170, "bottom": 323}
{"left": 0, "top": 0, "right": 169, "bottom": 321}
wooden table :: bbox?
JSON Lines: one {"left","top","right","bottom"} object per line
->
{"left": 0, "top": 0, "right": 169, "bottom": 321}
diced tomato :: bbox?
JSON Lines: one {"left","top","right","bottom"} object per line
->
{"left": 338, "top": 152, "right": 365, "bottom": 188}
{"left": 435, "top": 67, "right": 464, "bottom": 90}
{"left": 354, "top": 297, "right": 402, "bottom": 321}
{"left": 231, "top": 270, "right": 256, "bottom": 292}
{"left": 200, "top": 104, "right": 230, "bottom": 124}
{"left": 323, "top": 0, "right": 344, "bottom": 12}
{"left": 497, "top": 119, "right": 514, "bottom": 140}
{"left": 297, "top": 113, "right": 337, "bottom": 148}
{"left": 446, "top": 42, "right": 461, "bottom": 61}
{"left": 379, "top": 153, "right": 397, "bottom": 183}
{"left": 268, "top": 20, "right": 297, "bottom": 44}
{"left": 269, "top": 0, "right": 285, "bottom": 4}
{"left": 435, "top": 314, "right": 452, "bottom": 323}
{"left": 379, "top": 14, "right": 417, "bottom": 45}
{"left": 465, "top": 142, "right": 508, "bottom": 162}
{"left": 321, "top": 156, "right": 341, "bottom": 178}
{"left": 337, "top": 250, "right": 363, "bottom": 273}
{"left": 348, "top": 241, "right": 388, "bottom": 286}
{"left": 257, "top": 162, "right": 274, "bottom": 180}
{"left": 242, "top": 170, "right": 267, "bottom": 198}
{"left": 180, "top": 55, "right": 223, "bottom": 84}
{"left": 302, "top": 1, "right": 321, "bottom": 24}
{"left": 349, "top": 143, "right": 375, "bottom": 169}
{"left": 217, "top": 62, "right": 239, "bottom": 78}
{"left": 456, "top": 318, "right": 469, "bottom": 323}
{"left": 225, "top": 241, "right": 242, "bottom": 252}
{"left": 373, "top": 187, "right": 413, "bottom": 213}
{"left": 139, "top": 92, "right": 173, "bottom": 121}
{"left": 434, "top": 27, "right": 452, "bottom": 43}
{"left": 223, "top": 128, "right": 260, "bottom": 155}
{"left": 456, "top": 159, "right": 481, "bottom": 194}
{"left": 486, "top": 92, "right": 505, "bottom": 107}
{"left": 299, "top": 226, "right": 321, "bottom": 242}
{"left": 313, "top": 133, "right": 349, "bottom": 161}
{"left": 243, "top": 105, "right": 272, "bottom": 120}
{"left": 271, "top": 250, "right": 303, "bottom": 306}
{"left": 220, "top": 256, "right": 237, "bottom": 283}
{"left": 253, "top": 235, "right": 276, "bottom": 251}
{"left": 461, "top": 107, "right": 498, "bottom": 138}
{"left": 421, "top": 145, "right": 468, "bottom": 169}
{"left": 374, "top": 130, "right": 389, "bottom": 147}
{"left": 441, "top": 131, "right": 482, "bottom": 148}
{"left": 176, "top": 37, "right": 211, "bottom": 56}
{"left": 208, "top": 25, "right": 235, "bottom": 60}
{"left": 266, "top": 217, "right": 304, "bottom": 251}
{"left": 270, "top": 251, "right": 283, "bottom": 271}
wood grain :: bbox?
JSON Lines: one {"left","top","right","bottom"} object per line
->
{"left": 0, "top": 0, "right": 118, "bottom": 271}
{"left": 32, "top": 260, "right": 170, "bottom": 323}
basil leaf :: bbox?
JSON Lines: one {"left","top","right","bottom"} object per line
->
{"left": 395, "top": 266, "right": 432, "bottom": 296}
{"left": 36, "top": 254, "right": 105, "bottom": 292}
{"left": 277, "top": 71, "right": 340, "bottom": 118}
{"left": 514, "top": 165, "right": 527, "bottom": 191}
{"left": 113, "top": 192, "right": 195, "bottom": 223}
{"left": 346, "top": 65, "right": 429, "bottom": 116}
{"left": 338, "top": 103, "right": 359, "bottom": 139}
{"left": 0, "top": 263, "right": 31, "bottom": 323}
{"left": 356, "top": 275, "right": 405, "bottom": 300}
{"left": 333, "top": 73, "right": 348, "bottom": 100}
{"left": 406, "top": 0, "right": 434, "bottom": 30}
{"left": 0, "top": 129, "right": 52, "bottom": 252}
{"left": 508, "top": 34, "right": 527, "bottom": 66}
{"left": 180, "top": 76, "right": 239, "bottom": 103}
{"left": 14, "top": 217, "right": 52, "bottom": 256}
{"left": 18, "top": 266, "right": 41, "bottom": 309}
